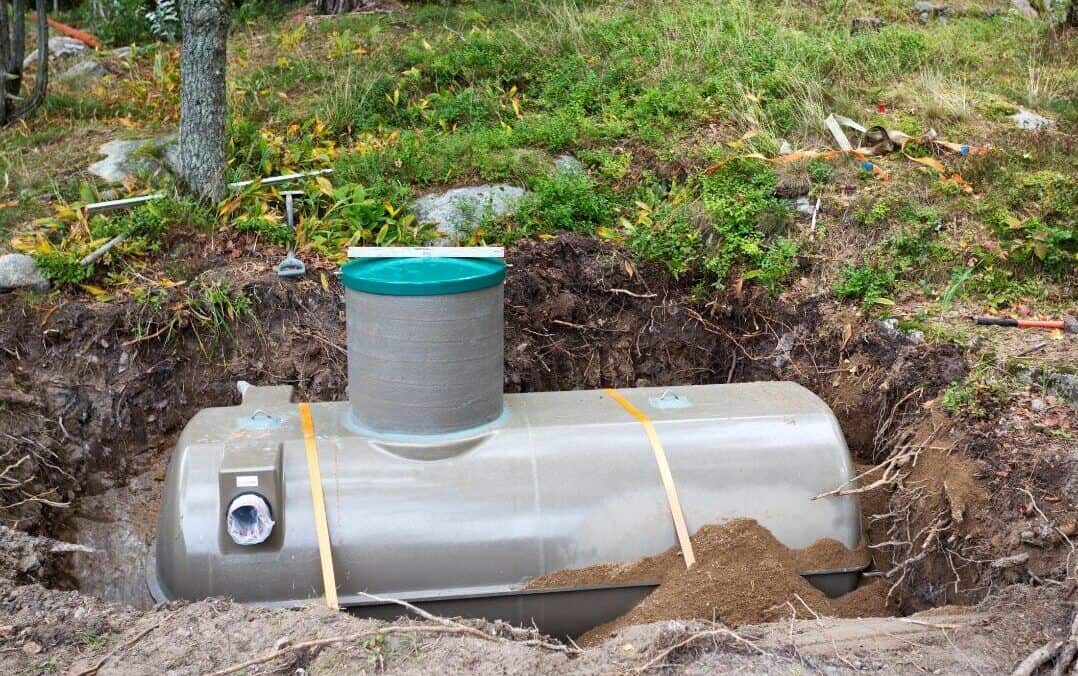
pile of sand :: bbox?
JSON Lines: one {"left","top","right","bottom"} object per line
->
{"left": 528, "top": 519, "right": 894, "bottom": 645}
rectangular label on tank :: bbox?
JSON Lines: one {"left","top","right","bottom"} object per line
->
{"left": 235, "top": 475, "right": 259, "bottom": 488}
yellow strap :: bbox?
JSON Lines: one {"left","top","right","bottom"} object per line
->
{"left": 603, "top": 388, "right": 696, "bottom": 569}
{"left": 299, "top": 402, "right": 340, "bottom": 610}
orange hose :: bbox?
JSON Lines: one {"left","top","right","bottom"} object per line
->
{"left": 29, "top": 12, "right": 100, "bottom": 49}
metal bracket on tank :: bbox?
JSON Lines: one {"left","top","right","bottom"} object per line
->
{"left": 236, "top": 410, "right": 282, "bottom": 431}
{"left": 648, "top": 391, "right": 692, "bottom": 410}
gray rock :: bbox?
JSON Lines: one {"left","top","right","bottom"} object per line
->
{"left": 1031, "top": 398, "right": 1047, "bottom": 412}
{"left": 1045, "top": 373, "right": 1078, "bottom": 405}
{"left": 412, "top": 184, "right": 526, "bottom": 243}
{"left": 88, "top": 137, "right": 178, "bottom": 184}
{"left": 553, "top": 154, "right": 584, "bottom": 174}
{"left": 112, "top": 46, "right": 135, "bottom": 59}
{"left": 906, "top": 329, "right": 925, "bottom": 344}
{"left": 59, "top": 59, "right": 107, "bottom": 83}
{"left": 1010, "top": 110, "right": 1055, "bottom": 132}
{"left": 793, "top": 196, "right": 814, "bottom": 216}
{"left": 913, "top": 2, "right": 949, "bottom": 21}
{"left": 0, "top": 253, "right": 49, "bottom": 292}
{"left": 876, "top": 318, "right": 901, "bottom": 340}
{"left": 22, "top": 37, "right": 90, "bottom": 69}
{"left": 1010, "top": 0, "right": 1039, "bottom": 18}
{"left": 851, "top": 16, "right": 885, "bottom": 32}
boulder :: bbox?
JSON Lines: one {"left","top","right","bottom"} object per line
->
{"left": 1010, "top": 110, "right": 1055, "bottom": 132}
{"left": 1010, "top": 0, "right": 1039, "bottom": 18}
{"left": 22, "top": 37, "right": 90, "bottom": 69}
{"left": 0, "top": 253, "right": 49, "bottom": 292}
{"left": 88, "top": 137, "right": 178, "bottom": 184}
{"left": 553, "top": 154, "right": 584, "bottom": 174}
{"left": 412, "top": 184, "right": 526, "bottom": 243}
{"left": 59, "top": 59, "right": 107, "bottom": 83}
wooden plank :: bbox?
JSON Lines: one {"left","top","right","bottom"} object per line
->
{"left": 347, "top": 246, "right": 505, "bottom": 259}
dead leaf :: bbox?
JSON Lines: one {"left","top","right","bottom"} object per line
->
{"left": 908, "top": 155, "right": 945, "bottom": 172}
{"left": 80, "top": 284, "right": 109, "bottom": 299}
{"left": 22, "top": 641, "right": 42, "bottom": 655}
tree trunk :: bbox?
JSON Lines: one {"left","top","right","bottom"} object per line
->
{"left": 178, "top": 0, "right": 233, "bottom": 202}
{"left": 313, "top": 0, "right": 372, "bottom": 15}
{"left": 2, "top": 0, "right": 48, "bottom": 126}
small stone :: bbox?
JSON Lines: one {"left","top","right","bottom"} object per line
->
{"left": 1044, "top": 373, "right": 1078, "bottom": 405}
{"left": 1031, "top": 398, "right": 1047, "bottom": 412}
{"left": 793, "top": 196, "right": 814, "bottom": 216}
{"left": 0, "top": 253, "right": 50, "bottom": 292}
{"left": 59, "top": 59, "right": 107, "bottom": 83}
{"left": 1010, "top": 110, "right": 1055, "bottom": 132}
{"left": 876, "top": 318, "right": 901, "bottom": 340}
{"left": 112, "top": 46, "right": 134, "bottom": 59}
{"left": 553, "top": 154, "right": 584, "bottom": 174}
{"left": 906, "top": 329, "right": 925, "bottom": 344}
{"left": 851, "top": 17, "right": 885, "bottom": 32}
{"left": 991, "top": 552, "right": 1030, "bottom": 569}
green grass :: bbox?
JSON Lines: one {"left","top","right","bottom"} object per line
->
{"left": 1, "top": 0, "right": 1074, "bottom": 306}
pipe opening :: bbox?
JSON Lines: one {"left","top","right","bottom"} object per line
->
{"left": 226, "top": 494, "right": 275, "bottom": 546}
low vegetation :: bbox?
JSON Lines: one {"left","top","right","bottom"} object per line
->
{"left": 1, "top": 0, "right": 1074, "bottom": 319}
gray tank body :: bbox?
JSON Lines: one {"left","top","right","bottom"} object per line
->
{"left": 150, "top": 381, "right": 863, "bottom": 634}
{"left": 346, "top": 285, "right": 503, "bottom": 434}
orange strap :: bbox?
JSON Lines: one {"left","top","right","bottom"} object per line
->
{"left": 299, "top": 403, "right": 339, "bottom": 609}
{"left": 603, "top": 389, "right": 696, "bottom": 568}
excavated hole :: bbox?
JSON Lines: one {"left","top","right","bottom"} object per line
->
{"left": 1, "top": 235, "right": 979, "bottom": 630}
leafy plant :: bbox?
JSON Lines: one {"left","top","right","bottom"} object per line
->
{"left": 623, "top": 200, "right": 702, "bottom": 276}
{"left": 146, "top": 0, "right": 181, "bottom": 41}
{"left": 855, "top": 201, "right": 891, "bottom": 228}
{"left": 808, "top": 161, "right": 832, "bottom": 184}
{"left": 833, "top": 263, "right": 897, "bottom": 309}
{"left": 513, "top": 170, "right": 616, "bottom": 235}
{"left": 746, "top": 236, "right": 799, "bottom": 294}
{"left": 699, "top": 160, "right": 785, "bottom": 287}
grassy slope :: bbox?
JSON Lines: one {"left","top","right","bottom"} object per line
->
{"left": 0, "top": 1, "right": 1074, "bottom": 338}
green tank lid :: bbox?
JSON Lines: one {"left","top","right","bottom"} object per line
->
{"left": 341, "top": 257, "right": 506, "bottom": 296}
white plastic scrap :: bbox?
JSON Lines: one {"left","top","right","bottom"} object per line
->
{"left": 226, "top": 494, "right": 275, "bottom": 545}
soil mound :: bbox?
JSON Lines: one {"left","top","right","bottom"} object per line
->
{"left": 529, "top": 519, "right": 892, "bottom": 645}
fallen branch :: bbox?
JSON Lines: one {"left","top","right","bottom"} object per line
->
{"left": 358, "top": 592, "right": 577, "bottom": 654}
{"left": 608, "top": 288, "right": 657, "bottom": 299}
{"left": 1011, "top": 640, "right": 1063, "bottom": 676}
{"left": 632, "top": 624, "right": 769, "bottom": 673}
